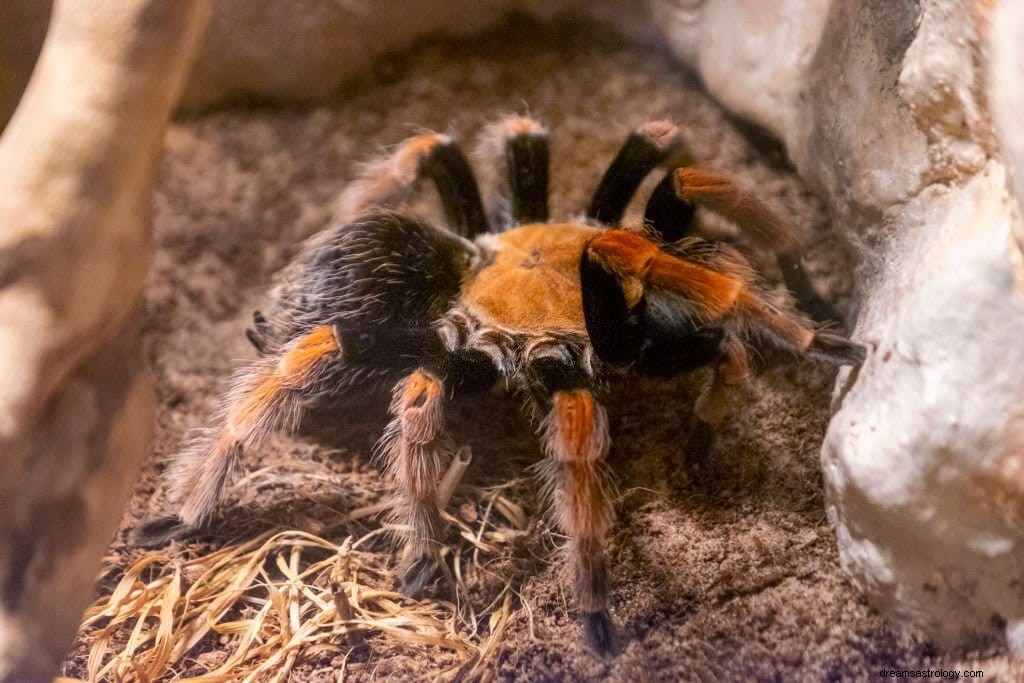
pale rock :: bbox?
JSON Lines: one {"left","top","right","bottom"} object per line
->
{"left": 989, "top": 0, "right": 1024, "bottom": 212}
{"left": 656, "top": 0, "right": 1024, "bottom": 653}
{"left": 650, "top": 0, "right": 830, "bottom": 143}
{"left": 825, "top": 162, "right": 1024, "bottom": 649}
{"left": 181, "top": 0, "right": 594, "bottom": 110}
{"left": 0, "top": 2, "right": 210, "bottom": 679}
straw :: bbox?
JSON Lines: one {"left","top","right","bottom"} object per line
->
{"left": 74, "top": 474, "right": 533, "bottom": 681}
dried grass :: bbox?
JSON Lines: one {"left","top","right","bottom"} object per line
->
{"left": 72, "top": 479, "right": 532, "bottom": 682}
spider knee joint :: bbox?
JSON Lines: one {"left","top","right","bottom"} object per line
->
{"left": 395, "top": 370, "right": 445, "bottom": 442}
{"left": 545, "top": 390, "right": 610, "bottom": 464}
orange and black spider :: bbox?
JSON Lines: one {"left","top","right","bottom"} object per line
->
{"left": 139, "top": 117, "right": 865, "bottom": 657}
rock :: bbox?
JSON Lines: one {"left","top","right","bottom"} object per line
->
{"left": 656, "top": 0, "right": 1024, "bottom": 653}
{"left": 0, "top": 2, "right": 210, "bottom": 679}
{"left": 650, "top": 0, "right": 831, "bottom": 143}
{"left": 824, "top": 160, "right": 1024, "bottom": 650}
{"left": 180, "top": 0, "right": 593, "bottom": 110}
{"left": 989, "top": 0, "right": 1024, "bottom": 212}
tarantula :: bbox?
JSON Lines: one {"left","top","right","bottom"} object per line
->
{"left": 141, "top": 116, "right": 865, "bottom": 657}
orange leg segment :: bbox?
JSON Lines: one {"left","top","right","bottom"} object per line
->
{"left": 537, "top": 389, "right": 618, "bottom": 656}
{"left": 587, "top": 229, "right": 744, "bottom": 321}
{"left": 379, "top": 368, "right": 454, "bottom": 596}
{"left": 171, "top": 325, "right": 342, "bottom": 527}
{"left": 671, "top": 167, "right": 798, "bottom": 253}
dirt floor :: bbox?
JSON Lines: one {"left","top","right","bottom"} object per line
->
{"left": 62, "top": 19, "right": 1019, "bottom": 682}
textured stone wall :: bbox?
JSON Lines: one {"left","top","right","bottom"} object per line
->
{"left": 656, "top": 0, "right": 1024, "bottom": 653}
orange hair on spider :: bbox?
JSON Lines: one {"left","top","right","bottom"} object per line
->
{"left": 673, "top": 167, "right": 797, "bottom": 252}
{"left": 589, "top": 230, "right": 743, "bottom": 320}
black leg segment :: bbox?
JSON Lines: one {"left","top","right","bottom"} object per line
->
{"left": 584, "top": 610, "right": 620, "bottom": 659}
{"left": 586, "top": 120, "right": 681, "bottom": 226}
{"left": 777, "top": 252, "right": 840, "bottom": 323}
{"left": 643, "top": 170, "right": 697, "bottom": 243}
{"left": 579, "top": 246, "right": 643, "bottom": 364}
{"left": 525, "top": 353, "right": 590, "bottom": 403}
{"left": 506, "top": 131, "right": 550, "bottom": 225}
{"left": 635, "top": 329, "right": 724, "bottom": 378}
{"left": 807, "top": 330, "right": 868, "bottom": 365}
{"left": 421, "top": 141, "right": 490, "bottom": 239}
{"left": 437, "top": 348, "right": 501, "bottom": 394}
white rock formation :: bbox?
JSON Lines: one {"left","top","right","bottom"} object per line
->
{"left": 826, "top": 162, "right": 1024, "bottom": 649}
{"left": 650, "top": 0, "right": 831, "bottom": 144}
{"left": 989, "top": 0, "right": 1024, "bottom": 212}
{"left": 657, "top": 0, "right": 1024, "bottom": 652}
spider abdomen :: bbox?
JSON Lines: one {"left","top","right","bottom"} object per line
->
{"left": 261, "top": 212, "right": 476, "bottom": 349}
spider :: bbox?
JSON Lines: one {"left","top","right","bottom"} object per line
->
{"left": 140, "top": 116, "right": 865, "bottom": 657}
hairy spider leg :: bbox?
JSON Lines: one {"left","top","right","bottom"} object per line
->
{"left": 693, "top": 332, "right": 750, "bottom": 425}
{"left": 586, "top": 120, "right": 682, "bottom": 226}
{"left": 168, "top": 325, "right": 343, "bottom": 527}
{"left": 336, "top": 132, "right": 489, "bottom": 238}
{"left": 376, "top": 339, "right": 501, "bottom": 596}
{"left": 474, "top": 115, "right": 550, "bottom": 229}
{"left": 669, "top": 167, "right": 795, "bottom": 253}
{"left": 646, "top": 166, "right": 840, "bottom": 322}
{"left": 377, "top": 368, "right": 455, "bottom": 597}
{"left": 581, "top": 229, "right": 866, "bottom": 368}
{"left": 505, "top": 122, "right": 550, "bottom": 225}
{"left": 642, "top": 168, "right": 698, "bottom": 244}
{"left": 580, "top": 228, "right": 742, "bottom": 364}
{"left": 481, "top": 115, "right": 550, "bottom": 225}
{"left": 533, "top": 388, "right": 618, "bottom": 657}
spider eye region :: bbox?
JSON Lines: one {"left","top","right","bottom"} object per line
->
{"left": 520, "top": 248, "right": 542, "bottom": 269}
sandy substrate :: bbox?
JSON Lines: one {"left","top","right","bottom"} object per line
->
{"left": 63, "top": 19, "right": 1016, "bottom": 682}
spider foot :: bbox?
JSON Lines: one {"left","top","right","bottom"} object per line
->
{"left": 808, "top": 331, "right": 867, "bottom": 366}
{"left": 398, "top": 553, "right": 441, "bottom": 598}
{"left": 583, "top": 609, "right": 621, "bottom": 658}
{"left": 129, "top": 514, "right": 193, "bottom": 547}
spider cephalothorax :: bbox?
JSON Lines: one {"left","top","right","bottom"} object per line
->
{"left": 143, "top": 116, "right": 865, "bottom": 657}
